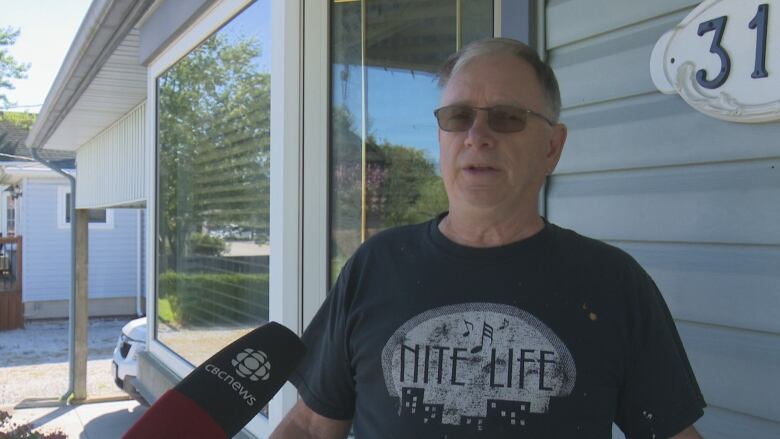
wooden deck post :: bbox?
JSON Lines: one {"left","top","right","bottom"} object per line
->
{"left": 74, "top": 209, "right": 89, "bottom": 400}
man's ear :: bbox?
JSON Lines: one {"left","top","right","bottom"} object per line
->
{"left": 546, "top": 123, "right": 567, "bottom": 175}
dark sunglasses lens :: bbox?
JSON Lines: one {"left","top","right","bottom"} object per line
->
{"left": 489, "top": 107, "right": 527, "bottom": 132}
{"left": 437, "top": 106, "right": 475, "bottom": 131}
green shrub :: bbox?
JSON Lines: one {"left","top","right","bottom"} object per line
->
{"left": 158, "top": 271, "right": 269, "bottom": 326}
{"left": 186, "top": 232, "right": 227, "bottom": 256}
{"left": 0, "top": 410, "right": 66, "bottom": 438}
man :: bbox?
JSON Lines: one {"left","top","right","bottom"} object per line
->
{"left": 272, "top": 38, "right": 705, "bottom": 438}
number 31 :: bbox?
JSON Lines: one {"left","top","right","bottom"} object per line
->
{"left": 696, "top": 3, "right": 769, "bottom": 89}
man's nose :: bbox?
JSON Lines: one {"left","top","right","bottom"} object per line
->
{"left": 465, "top": 110, "right": 495, "bottom": 148}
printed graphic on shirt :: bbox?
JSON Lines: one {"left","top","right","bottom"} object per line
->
{"left": 381, "top": 303, "right": 576, "bottom": 431}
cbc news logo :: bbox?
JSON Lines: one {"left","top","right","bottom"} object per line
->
{"left": 232, "top": 348, "right": 271, "bottom": 382}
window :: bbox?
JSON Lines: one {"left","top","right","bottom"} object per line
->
{"left": 154, "top": 0, "right": 272, "bottom": 369}
{"left": 329, "top": 0, "right": 493, "bottom": 282}
{"left": 6, "top": 195, "right": 15, "bottom": 236}
{"left": 65, "top": 193, "right": 107, "bottom": 223}
{"left": 57, "top": 186, "right": 114, "bottom": 229}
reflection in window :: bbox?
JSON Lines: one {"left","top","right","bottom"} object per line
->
{"left": 329, "top": 0, "right": 493, "bottom": 281}
{"left": 156, "top": 1, "right": 272, "bottom": 367}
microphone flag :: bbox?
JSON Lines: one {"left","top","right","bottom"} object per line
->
{"left": 124, "top": 321, "right": 306, "bottom": 439}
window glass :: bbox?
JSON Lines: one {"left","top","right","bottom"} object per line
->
{"left": 64, "top": 193, "right": 108, "bottom": 224}
{"left": 329, "top": 0, "right": 493, "bottom": 281}
{"left": 155, "top": 0, "right": 272, "bottom": 367}
{"left": 6, "top": 196, "right": 15, "bottom": 236}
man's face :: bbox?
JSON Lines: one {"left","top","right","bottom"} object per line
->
{"left": 438, "top": 54, "right": 566, "bottom": 216}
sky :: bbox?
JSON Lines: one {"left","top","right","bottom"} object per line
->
{"left": 334, "top": 64, "right": 442, "bottom": 163}
{"left": 0, "top": 0, "right": 92, "bottom": 113}
{"left": 0, "top": 0, "right": 440, "bottom": 155}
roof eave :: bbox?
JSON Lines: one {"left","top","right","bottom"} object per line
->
{"left": 25, "top": 0, "right": 154, "bottom": 150}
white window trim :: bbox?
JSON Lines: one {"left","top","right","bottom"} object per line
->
{"left": 494, "top": 0, "right": 502, "bottom": 37}
{"left": 301, "top": 0, "right": 329, "bottom": 329}
{"left": 145, "top": 0, "right": 302, "bottom": 435}
{"left": 17, "top": 180, "right": 25, "bottom": 238}
{"left": 2, "top": 191, "right": 9, "bottom": 236}
{"left": 56, "top": 186, "right": 115, "bottom": 230}
{"left": 268, "top": 0, "right": 303, "bottom": 430}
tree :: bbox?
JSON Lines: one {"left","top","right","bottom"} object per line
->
{"left": 0, "top": 27, "right": 30, "bottom": 108}
{"left": 157, "top": 32, "right": 270, "bottom": 267}
{"left": 366, "top": 139, "right": 447, "bottom": 229}
{"left": 0, "top": 111, "right": 36, "bottom": 158}
{"left": 328, "top": 105, "right": 449, "bottom": 279}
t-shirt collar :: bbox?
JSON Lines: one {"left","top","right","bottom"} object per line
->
{"left": 428, "top": 211, "right": 553, "bottom": 261}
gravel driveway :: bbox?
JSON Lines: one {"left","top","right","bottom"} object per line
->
{"left": 0, "top": 318, "right": 136, "bottom": 408}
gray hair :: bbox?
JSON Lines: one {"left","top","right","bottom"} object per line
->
{"left": 438, "top": 38, "right": 562, "bottom": 123}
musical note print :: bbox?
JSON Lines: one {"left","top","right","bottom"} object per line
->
{"left": 498, "top": 318, "right": 509, "bottom": 330}
{"left": 462, "top": 320, "right": 474, "bottom": 337}
{"left": 470, "top": 322, "right": 494, "bottom": 354}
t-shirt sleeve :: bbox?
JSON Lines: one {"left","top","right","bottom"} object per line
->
{"left": 289, "top": 258, "right": 356, "bottom": 421}
{"left": 615, "top": 263, "right": 706, "bottom": 438}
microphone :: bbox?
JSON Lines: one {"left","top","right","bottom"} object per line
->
{"left": 124, "top": 321, "right": 306, "bottom": 439}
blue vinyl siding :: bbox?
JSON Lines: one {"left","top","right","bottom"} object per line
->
{"left": 545, "top": 0, "right": 780, "bottom": 436}
{"left": 22, "top": 180, "right": 141, "bottom": 302}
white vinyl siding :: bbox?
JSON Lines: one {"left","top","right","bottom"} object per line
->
{"left": 76, "top": 102, "right": 146, "bottom": 209}
{"left": 545, "top": 0, "right": 780, "bottom": 437}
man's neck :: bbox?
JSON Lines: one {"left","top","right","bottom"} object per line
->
{"left": 438, "top": 209, "right": 545, "bottom": 248}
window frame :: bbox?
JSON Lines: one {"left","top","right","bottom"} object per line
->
{"left": 57, "top": 186, "right": 115, "bottom": 230}
{"left": 300, "top": 0, "right": 329, "bottom": 331}
{"left": 4, "top": 192, "right": 15, "bottom": 236}
{"left": 314, "top": 0, "right": 508, "bottom": 324}
{"left": 145, "top": 0, "right": 302, "bottom": 434}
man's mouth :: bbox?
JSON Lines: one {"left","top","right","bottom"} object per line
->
{"left": 464, "top": 165, "right": 497, "bottom": 172}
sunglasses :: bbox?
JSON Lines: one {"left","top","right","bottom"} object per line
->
{"left": 433, "top": 104, "right": 554, "bottom": 133}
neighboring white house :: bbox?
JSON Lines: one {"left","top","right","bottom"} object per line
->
{"left": 0, "top": 160, "right": 144, "bottom": 319}
{"left": 24, "top": 0, "right": 780, "bottom": 438}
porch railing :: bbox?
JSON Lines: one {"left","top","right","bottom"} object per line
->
{"left": 0, "top": 236, "right": 23, "bottom": 331}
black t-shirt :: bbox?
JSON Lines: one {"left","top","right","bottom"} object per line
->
{"left": 291, "top": 216, "right": 705, "bottom": 438}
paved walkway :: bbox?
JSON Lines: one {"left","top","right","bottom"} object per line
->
{"left": 0, "top": 318, "right": 148, "bottom": 437}
{"left": 4, "top": 399, "right": 147, "bottom": 438}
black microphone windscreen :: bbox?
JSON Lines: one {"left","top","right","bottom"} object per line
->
{"left": 124, "top": 321, "right": 305, "bottom": 439}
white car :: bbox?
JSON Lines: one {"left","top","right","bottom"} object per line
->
{"left": 112, "top": 317, "right": 147, "bottom": 403}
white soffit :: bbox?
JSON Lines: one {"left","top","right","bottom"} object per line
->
{"left": 41, "top": 30, "right": 147, "bottom": 151}
{"left": 26, "top": 0, "right": 154, "bottom": 152}
{"left": 1, "top": 163, "right": 71, "bottom": 182}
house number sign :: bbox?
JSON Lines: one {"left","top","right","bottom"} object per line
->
{"left": 650, "top": 0, "right": 779, "bottom": 122}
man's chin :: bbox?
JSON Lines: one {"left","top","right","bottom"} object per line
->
{"left": 450, "top": 188, "right": 538, "bottom": 213}
{"left": 453, "top": 193, "right": 514, "bottom": 211}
